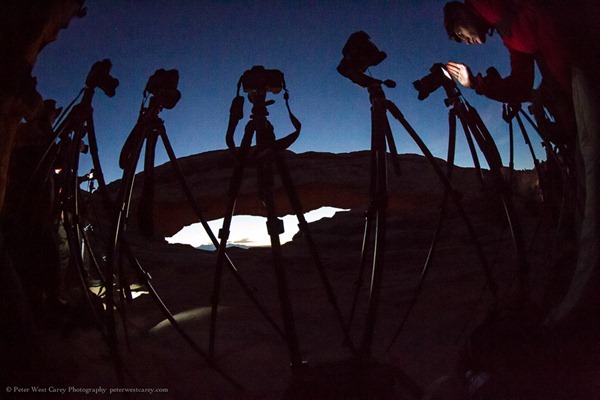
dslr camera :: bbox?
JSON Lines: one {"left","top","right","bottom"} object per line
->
{"left": 240, "top": 66, "right": 284, "bottom": 94}
{"left": 413, "top": 63, "right": 455, "bottom": 100}
{"left": 337, "top": 31, "right": 387, "bottom": 87}
{"left": 145, "top": 68, "right": 181, "bottom": 109}
{"left": 86, "top": 59, "right": 119, "bottom": 97}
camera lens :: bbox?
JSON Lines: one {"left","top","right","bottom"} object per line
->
{"left": 413, "top": 63, "right": 455, "bottom": 100}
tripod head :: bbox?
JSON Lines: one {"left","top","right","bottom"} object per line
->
{"left": 337, "top": 31, "right": 395, "bottom": 88}
{"left": 53, "top": 59, "right": 119, "bottom": 133}
{"left": 226, "top": 66, "right": 300, "bottom": 152}
{"left": 118, "top": 69, "right": 180, "bottom": 171}
{"left": 239, "top": 66, "right": 284, "bottom": 115}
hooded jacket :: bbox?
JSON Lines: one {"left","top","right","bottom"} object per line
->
{"left": 466, "top": 0, "right": 571, "bottom": 103}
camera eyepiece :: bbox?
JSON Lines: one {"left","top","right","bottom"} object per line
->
{"left": 413, "top": 63, "right": 455, "bottom": 100}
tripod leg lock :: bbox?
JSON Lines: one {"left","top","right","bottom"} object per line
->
{"left": 218, "top": 228, "right": 230, "bottom": 241}
{"left": 266, "top": 218, "right": 284, "bottom": 236}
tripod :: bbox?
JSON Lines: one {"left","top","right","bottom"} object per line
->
{"left": 502, "top": 102, "right": 580, "bottom": 278}
{"left": 503, "top": 103, "right": 544, "bottom": 185}
{"left": 208, "top": 71, "right": 353, "bottom": 373}
{"left": 335, "top": 34, "right": 497, "bottom": 398}
{"left": 503, "top": 102, "right": 577, "bottom": 207}
{"left": 345, "top": 80, "right": 499, "bottom": 363}
{"left": 443, "top": 87, "right": 531, "bottom": 298}
{"left": 21, "top": 61, "right": 118, "bottom": 330}
{"left": 55, "top": 86, "right": 112, "bottom": 318}
{"left": 105, "top": 69, "right": 277, "bottom": 390}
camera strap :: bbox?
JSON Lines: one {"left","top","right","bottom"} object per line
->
{"left": 274, "top": 86, "right": 301, "bottom": 151}
{"left": 225, "top": 79, "right": 301, "bottom": 154}
{"left": 225, "top": 84, "right": 245, "bottom": 150}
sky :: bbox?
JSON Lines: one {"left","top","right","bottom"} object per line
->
{"left": 32, "top": 1, "right": 545, "bottom": 246}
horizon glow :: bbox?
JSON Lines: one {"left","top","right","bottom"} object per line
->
{"left": 166, "top": 206, "right": 349, "bottom": 249}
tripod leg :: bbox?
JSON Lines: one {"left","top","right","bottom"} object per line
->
{"left": 138, "top": 131, "right": 158, "bottom": 237}
{"left": 387, "top": 110, "right": 459, "bottom": 351}
{"left": 209, "top": 124, "right": 256, "bottom": 361}
{"left": 508, "top": 112, "right": 515, "bottom": 184}
{"left": 120, "top": 242, "right": 245, "bottom": 391}
{"left": 80, "top": 224, "right": 106, "bottom": 285}
{"left": 347, "top": 207, "right": 374, "bottom": 330}
{"left": 359, "top": 182, "right": 387, "bottom": 361}
{"left": 258, "top": 160, "right": 303, "bottom": 370}
{"left": 157, "top": 125, "right": 212, "bottom": 228}
{"left": 387, "top": 104, "right": 499, "bottom": 300}
{"left": 62, "top": 120, "right": 105, "bottom": 329}
{"left": 117, "top": 248, "right": 132, "bottom": 349}
{"left": 419, "top": 109, "right": 461, "bottom": 280}
{"left": 106, "top": 119, "right": 246, "bottom": 391}
{"left": 156, "top": 127, "right": 285, "bottom": 340}
{"left": 359, "top": 102, "right": 391, "bottom": 361}
{"left": 86, "top": 115, "right": 112, "bottom": 207}
{"left": 519, "top": 110, "right": 578, "bottom": 251}
{"left": 466, "top": 106, "right": 531, "bottom": 296}
{"left": 519, "top": 110, "right": 569, "bottom": 172}
{"left": 515, "top": 113, "right": 541, "bottom": 174}
{"left": 348, "top": 127, "right": 380, "bottom": 334}
{"left": 274, "top": 154, "right": 355, "bottom": 352}
{"left": 105, "top": 123, "right": 147, "bottom": 386}
{"left": 447, "top": 109, "right": 458, "bottom": 178}
{"left": 513, "top": 112, "right": 555, "bottom": 253}
{"left": 62, "top": 213, "right": 104, "bottom": 326}
{"left": 459, "top": 116, "right": 486, "bottom": 187}
{"left": 350, "top": 139, "right": 380, "bottom": 328}
{"left": 383, "top": 106, "right": 501, "bottom": 351}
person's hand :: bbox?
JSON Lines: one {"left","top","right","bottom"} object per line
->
{"left": 446, "top": 62, "right": 474, "bottom": 88}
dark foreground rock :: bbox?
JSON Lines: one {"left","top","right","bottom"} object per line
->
{"left": 8, "top": 150, "right": 599, "bottom": 400}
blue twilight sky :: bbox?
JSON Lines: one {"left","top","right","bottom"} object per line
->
{"left": 33, "top": 0, "right": 542, "bottom": 188}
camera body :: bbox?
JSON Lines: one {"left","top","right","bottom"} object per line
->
{"left": 337, "top": 31, "right": 387, "bottom": 86}
{"left": 241, "top": 66, "right": 284, "bottom": 94}
{"left": 145, "top": 68, "right": 181, "bottom": 109}
{"left": 86, "top": 59, "right": 119, "bottom": 97}
{"left": 413, "top": 63, "right": 455, "bottom": 100}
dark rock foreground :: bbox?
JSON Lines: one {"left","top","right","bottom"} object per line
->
{"left": 19, "top": 150, "right": 600, "bottom": 399}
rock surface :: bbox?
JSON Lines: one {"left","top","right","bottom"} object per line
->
{"left": 104, "top": 149, "right": 539, "bottom": 238}
{"left": 27, "top": 150, "right": 600, "bottom": 399}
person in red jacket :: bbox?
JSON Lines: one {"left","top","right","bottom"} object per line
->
{"left": 443, "top": 0, "right": 600, "bottom": 329}
{"left": 445, "top": 0, "right": 575, "bottom": 131}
